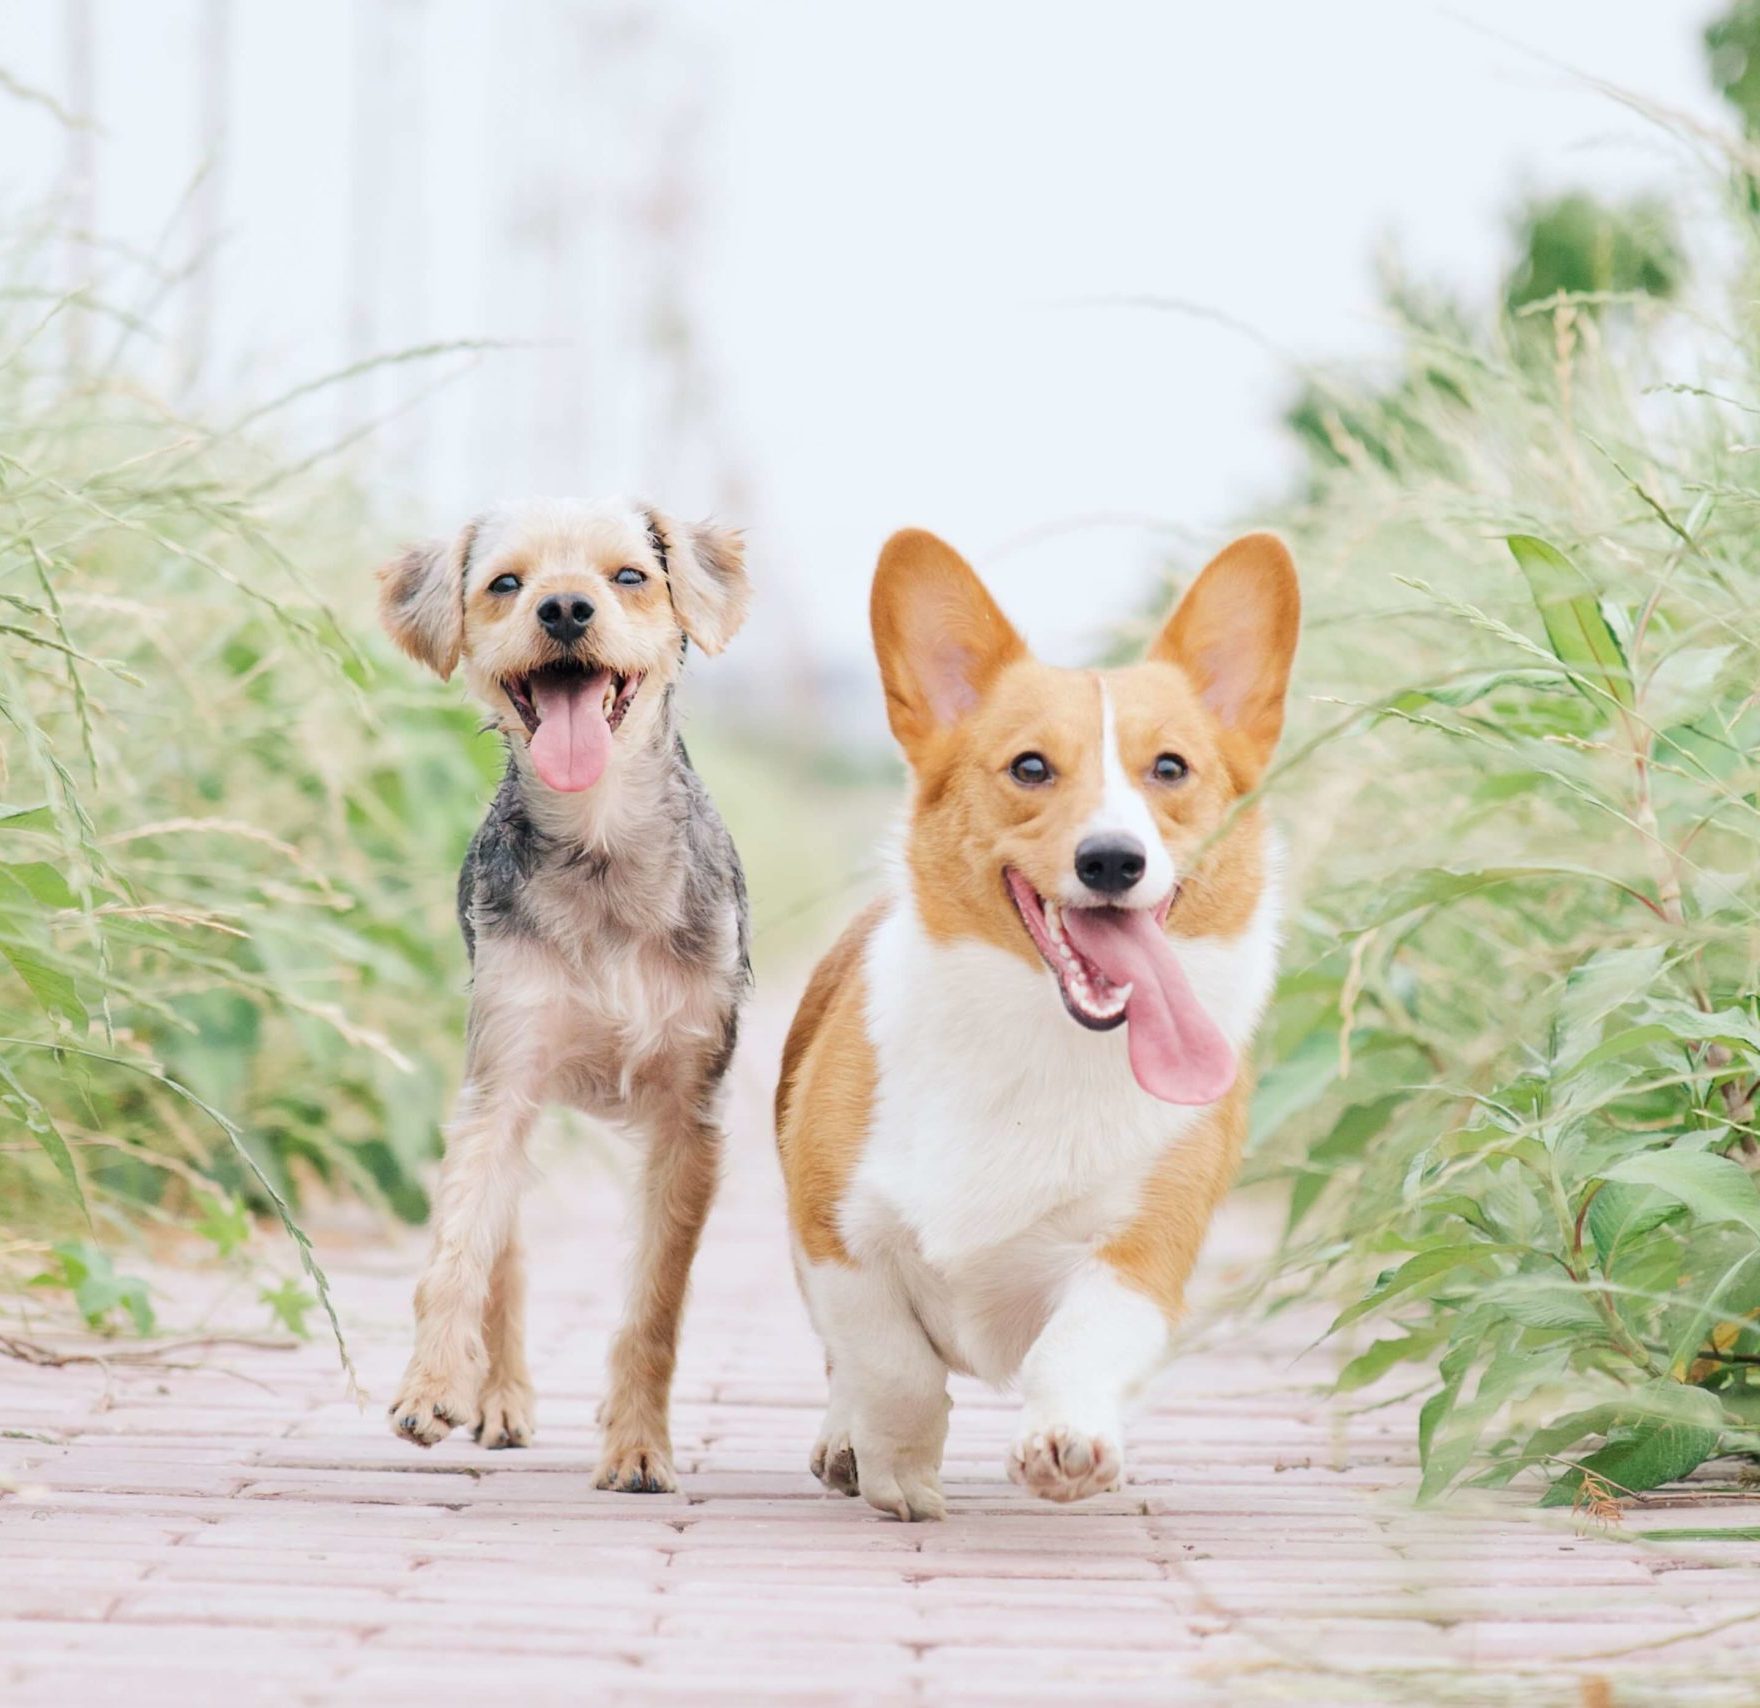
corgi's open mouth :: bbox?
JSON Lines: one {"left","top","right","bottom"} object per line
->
{"left": 503, "top": 663, "right": 644, "bottom": 794}
{"left": 1005, "top": 869, "right": 1137, "bottom": 1031}
{"left": 1003, "top": 866, "right": 1238, "bottom": 1106}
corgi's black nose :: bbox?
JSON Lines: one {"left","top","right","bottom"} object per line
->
{"left": 537, "top": 593, "right": 594, "bottom": 643}
{"left": 1075, "top": 835, "right": 1147, "bottom": 896}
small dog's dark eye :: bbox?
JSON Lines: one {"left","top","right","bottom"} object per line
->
{"left": 1009, "top": 752, "right": 1053, "bottom": 786}
{"left": 613, "top": 567, "right": 646, "bottom": 587}
{"left": 1152, "top": 752, "right": 1190, "bottom": 784}
{"left": 488, "top": 573, "right": 521, "bottom": 594}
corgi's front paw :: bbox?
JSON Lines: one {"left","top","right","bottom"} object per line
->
{"left": 1008, "top": 1424, "right": 1122, "bottom": 1503}
{"left": 860, "top": 1458, "right": 945, "bottom": 1523}
{"left": 810, "top": 1427, "right": 861, "bottom": 1496}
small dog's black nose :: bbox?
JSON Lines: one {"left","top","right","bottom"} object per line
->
{"left": 1075, "top": 835, "right": 1147, "bottom": 896}
{"left": 536, "top": 593, "right": 595, "bottom": 643}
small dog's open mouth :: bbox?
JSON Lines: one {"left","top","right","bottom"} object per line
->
{"left": 502, "top": 663, "right": 645, "bottom": 794}
{"left": 504, "top": 662, "right": 643, "bottom": 737}
{"left": 1002, "top": 867, "right": 1236, "bottom": 1106}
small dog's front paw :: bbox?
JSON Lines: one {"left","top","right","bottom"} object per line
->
{"left": 389, "top": 1366, "right": 481, "bottom": 1448}
{"left": 474, "top": 1380, "right": 535, "bottom": 1449}
{"left": 594, "top": 1441, "right": 678, "bottom": 1494}
{"left": 810, "top": 1429, "right": 860, "bottom": 1496}
{"left": 1007, "top": 1424, "right": 1122, "bottom": 1503}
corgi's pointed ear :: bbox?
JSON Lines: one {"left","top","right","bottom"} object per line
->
{"left": 647, "top": 509, "right": 750, "bottom": 655}
{"left": 1150, "top": 531, "right": 1300, "bottom": 786}
{"left": 871, "top": 529, "right": 1025, "bottom": 760}
{"left": 377, "top": 519, "right": 478, "bottom": 679}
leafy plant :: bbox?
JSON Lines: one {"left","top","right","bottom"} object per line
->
{"left": 1244, "top": 138, "right": 1760, "bottom": 1504}
{"left": 0, "top": 219, "right": 492, "bottom": 1353}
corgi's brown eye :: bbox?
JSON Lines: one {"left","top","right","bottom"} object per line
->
{"left": 1009, "top": 752, "right": 1053, "bottom": 786}
{"left": 613, "top": 567, "right": 646, "bottom": 587}
{"left": 1152, "top": 752, "right": 1189, "bottom": 784}
{"left": 488, "top": 573, "right": 521, "bottom": 594}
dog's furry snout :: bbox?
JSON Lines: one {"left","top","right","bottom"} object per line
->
{"left": 537, "top": 592, "right": 595, "bottom": 644}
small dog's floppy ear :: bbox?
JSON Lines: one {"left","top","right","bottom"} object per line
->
{"left": 647, "top": 510, "right": 750, "bottom": 655}
{"left": 870, "top": 528, "right": 1025, "bottom": 763}
{"left": 1149, "top": 531, "right": 1300, "bottom": 788}
{"left": 377, "top": 520, "right": 478, "bottom": 680}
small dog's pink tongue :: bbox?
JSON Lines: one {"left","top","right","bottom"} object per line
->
{"left": 1062, "top": 906, "right": 1236, "bottom": 1104}
{"left": 529, "top": 670, "right": 613, "bottom": 793}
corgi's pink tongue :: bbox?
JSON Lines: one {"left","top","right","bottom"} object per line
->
{"left": 1062, "top": 905, "right": 1237, "bottom": 1105}
{"left": 529, "top": 670, "right": 613, "bottom": 792}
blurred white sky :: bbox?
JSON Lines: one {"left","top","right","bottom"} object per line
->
{"left": 0, "top": 0, "right": 1730, "bottom": 725}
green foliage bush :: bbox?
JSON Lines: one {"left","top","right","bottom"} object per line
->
{"left": 1252, "top": 150, "right": 1760, "bottom": 1503}
{"left": 0, "top": 251, "right": 492, "bottom": 1333}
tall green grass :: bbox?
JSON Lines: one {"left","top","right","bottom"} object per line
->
{"left": 0, "top": 246, "right": 493, "bottom": 1346}
{"left": 1245, "top": 134, "right": 1760, "bottom": 1505}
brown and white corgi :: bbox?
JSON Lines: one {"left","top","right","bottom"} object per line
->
{"left": 775, "top": 528, "right": 1299, "bottom": 1519}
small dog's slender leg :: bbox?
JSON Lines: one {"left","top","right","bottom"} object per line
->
{"left": 593, "top": 1099, "right": 722, "bottom": 1493}
{"left": 389, "top": 1075, "right": 535, "bottom": 1447}
{"left": 474, "top": 1233, "right": 535, "bottom": 1448}
{"left": 1006, "top": 1260, "right": 1169, "bottom": 1502}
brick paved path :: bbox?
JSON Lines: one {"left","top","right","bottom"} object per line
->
{"left": 5, "top": 995, "right": 1760, "bottom": 1706}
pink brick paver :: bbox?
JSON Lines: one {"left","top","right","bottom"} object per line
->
{"left": 5, "top": 992, "right": 1760, "bottom": 1705}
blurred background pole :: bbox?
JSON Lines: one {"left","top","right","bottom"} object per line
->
{"left": 59, "top": 0, "right": 96, "bottom": 372}
{"left": 181, "top": 0, "right": 232, "bottom": 398}
{"left": 345, "top": 0, "right": 391, "bottom": 452}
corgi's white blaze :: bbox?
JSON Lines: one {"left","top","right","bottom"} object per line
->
{"left": 1060, "top": 683, "right": 1176, "bottom": 906}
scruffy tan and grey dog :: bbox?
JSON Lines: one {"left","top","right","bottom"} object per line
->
{"left": 377, "top": 496, "right": 751, "bottom": 1492}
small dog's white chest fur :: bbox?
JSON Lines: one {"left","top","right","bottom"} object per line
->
{"left": 840, "top": 875, "right": 1280, "bottom": 1381}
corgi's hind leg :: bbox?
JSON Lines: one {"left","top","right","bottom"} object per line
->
{"left": 803, "top": 1259, "right": 949, "bottom": 1522}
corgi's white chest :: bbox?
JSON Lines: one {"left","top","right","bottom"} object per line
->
{"left": 841, "top": 880, "right": 1280, "bottom": 1375}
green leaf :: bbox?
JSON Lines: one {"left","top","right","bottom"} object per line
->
{"left": 1286, "top": 1094, "right": 1402, "bottom": 1233}
{"left": 1587, "top": 1182, "right": 1678, "bottom": 1264}
{"left": 260, "top": 1280, "right": 314, "bottom": 1338}
{"left": 0, "top": 944, "right": 86, "bottom": 1026}
{"left": 0, "top": 862, "right": 79, "bottom": 909}
{"left": 1556, "top": 946, "right": 1666, "bottom": 1068}
{"left": 1477, "top": 1275, "right": 1606, "bottom": 1332}
{"left": 194, "top": 1192, "right": 251, "bottom": 1259}
{"left": 1251, "top": 1028, "right": 1341, "bottom": 1145}
{"left": 1602, "top": 1149, "right": 1760, "bottom": 1239}
{"left": 1330, "top": 1244, "right": 1509, "bottom": 1333}
{"left": 0, "top": 1057, "right": 86, "bottom": 1219}
{"left": 1643, "top": 645, "right": 1733, "bottom": 730}
{"left": 34, "top": 1241, "right": 155, "bottom": 1335}
{"left": 1507, "top": 535, "right": 1633, "bottom": 711}
{"left": 1638, "top": 1527, "right": 1760, "bottom": 1542}
{"left": 0, "top": 803, "right": 54, "bottom": 832}
{"left": 1541, "top": 1412, "right": 1721, "bottom": 1506}
{"left": 1336, "top": 1329, "right": 1442, "bottom": 1392}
